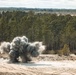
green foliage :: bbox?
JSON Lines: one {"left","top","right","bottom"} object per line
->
{"left": 0, "top": 11, "right": 76, "bottom": 51}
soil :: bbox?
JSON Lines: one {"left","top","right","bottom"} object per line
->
{"left": 0, "top": 54, "right": 76, "bottom": 75}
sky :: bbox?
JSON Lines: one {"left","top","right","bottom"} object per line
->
{"left": 0, "top": 0, "right": 76, "bottom": 9}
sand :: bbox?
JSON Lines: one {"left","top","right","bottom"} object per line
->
{"left": 0, "top": 54, "right": 76, "bottom": 75}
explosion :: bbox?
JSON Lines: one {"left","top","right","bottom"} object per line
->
{"left": 0, "top": 36, "right": 45, "bottom": 63}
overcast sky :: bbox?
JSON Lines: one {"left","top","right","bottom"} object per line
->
{"left": 0, "top": 0, "right": 76, "bottom": 9}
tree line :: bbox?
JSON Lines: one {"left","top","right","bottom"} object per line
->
{"left": 0, "top": 11, "right": 76, "bottom": 51}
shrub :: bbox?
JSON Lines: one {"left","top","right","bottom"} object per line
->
{"left": 58, "top": 44, "right": 70, "bottom": 56}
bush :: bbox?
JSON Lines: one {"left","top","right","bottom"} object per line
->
{"left": 58, "top": 44, "right": 70, "bottom": 56}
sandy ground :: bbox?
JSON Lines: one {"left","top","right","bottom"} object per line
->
{"left": 0, "top": 54, "right": 76, "bottom": 75}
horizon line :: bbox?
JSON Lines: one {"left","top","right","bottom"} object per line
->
{"left": 0, "top": 7, "right": 76, "bottom": 10}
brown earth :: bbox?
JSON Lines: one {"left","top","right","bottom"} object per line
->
{"left": 0, "top": 54, "right": 76, "bottom": 75}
